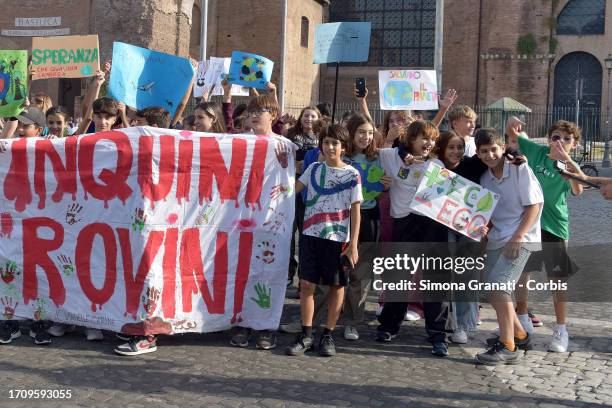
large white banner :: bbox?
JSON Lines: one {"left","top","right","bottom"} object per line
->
{"left": 0, "top": 127, "right": 295, "bottom": 334}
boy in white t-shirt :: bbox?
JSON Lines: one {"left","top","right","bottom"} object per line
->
{"left": 474, "top": 128, "right": 543, "bottom": 366}
{"left": 285, "top": 124, "right": 363, "bottom": 357}
{"left": 448, "top": 105, "right": 477, "bottom": 157}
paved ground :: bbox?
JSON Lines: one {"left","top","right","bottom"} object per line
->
{"left": 0, "top": 190, "right": 611, "bottom": 408}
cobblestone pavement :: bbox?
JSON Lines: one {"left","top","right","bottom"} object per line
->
{"left": 0, "top": 190, "right": 611, "bottom": 408}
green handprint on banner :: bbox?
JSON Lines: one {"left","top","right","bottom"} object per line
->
{"left": 251, "top": 283, "right": 271, "bottom": 309}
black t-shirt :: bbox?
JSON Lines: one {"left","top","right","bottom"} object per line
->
{"left": 453, "top": 154, "right": 488, "bottom": 184}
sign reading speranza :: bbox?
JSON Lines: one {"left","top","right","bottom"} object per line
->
{"left": 31, "top": 34, "right": 99, "bottom": 79}
{"left": 0, "top": 128, "right": 296, "bottom": 335}
{"left": 409, "top": 162, "right": 499, "bottom": 241}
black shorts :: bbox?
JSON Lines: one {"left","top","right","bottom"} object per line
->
{"left": 524, "top": 229, "right": 577, "bottom": 279}
{"left": 299, "top": 234, "right": 348, "bottom": 286}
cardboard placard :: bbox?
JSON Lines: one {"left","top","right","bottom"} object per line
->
{"left": 378, "top": 70, "right": 439, "bottom": 111}
{"left": 31, "top": 35, "right": 99, "bottom": 80}
{"left": 0, "top": 50, "right": 28, "bottom": 118}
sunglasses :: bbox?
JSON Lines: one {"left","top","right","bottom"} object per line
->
{"left": 246, "top": 108, "right": 271, "bottom": 117}
{"left": 551, "top": 134, "right": 573, "bottom": 143}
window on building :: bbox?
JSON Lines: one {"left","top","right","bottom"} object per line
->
{"left": 329, "top": 0, "right": 436, "bottom": 67}
{"left": 301, "top": 17, "right": 309, "bottom": 47}
{"left": 557, "top": 0, "right": 605, "bottom": 35}
{"left": 191, "top": 3, "right": 201, "bottom": 47}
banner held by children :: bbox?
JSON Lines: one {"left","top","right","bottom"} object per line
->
{"left": 108, "top": 42, "right": 195, "bottom": 116}
{"left": 409, "top": 162, "right": 499, "bottom": 241}
{"left": 0, "top": 127, "right": 296, "bottom": 334}
{"left": 31, "top": 35, "right": 99, "bottom": 80}
{"left": 194, "top": 57, "right": 249, "bottom": 98}
{"left": 0, "top": 50, "right": 28, "bottom": 118}
{"left": 313, "top": 22, "right": 371, "bottom": 64}
{"left": 227, "top": 51, "right": 273, "bottom": 90}
{"left": 378, "top": 70, "right": 439, "bottom": 111}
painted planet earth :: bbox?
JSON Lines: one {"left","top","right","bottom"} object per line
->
{"left": 383, "top": 80, "right": 413, "bottom": 107}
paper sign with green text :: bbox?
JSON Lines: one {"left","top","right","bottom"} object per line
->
{"left": 409, "top": 162, "right": 499, "bottom": 241}
{"left": 31, "top": 35, "right": 99, "bottom": 80}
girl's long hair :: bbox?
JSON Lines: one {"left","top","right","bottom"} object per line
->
{"left": 194, "top": 101, "right": 226, "bottom": 133}
{"left": 345, "top": 113, "right": 377, "bottom": 161}
{"left": 433, "top": 130, "right": 464, "bottom": 165}
{"left": 286, "top": 106, "right": 322, "bottom": 139}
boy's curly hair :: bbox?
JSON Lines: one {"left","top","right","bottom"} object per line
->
{"left": 547, "top": 120, "right": 581, "bottom": 143}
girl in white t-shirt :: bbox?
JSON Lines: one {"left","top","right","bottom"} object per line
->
{"left": 376, "top": 120, "right": 452, "bottom": 357}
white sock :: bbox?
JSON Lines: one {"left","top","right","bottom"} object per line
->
{"left": 555, "top": 324, "right": 567, "bottom": 332}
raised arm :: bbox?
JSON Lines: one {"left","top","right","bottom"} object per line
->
{"left": 354, "top": 86, "right": 374, "bottom": 124}
{"left": 431, "top": 89, "right": 457, "bottom": 128}
{"left": 76, "top": 61, "right": 109, "bottom": 135}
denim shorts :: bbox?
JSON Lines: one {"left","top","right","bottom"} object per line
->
{"left": 485, "top": 247, "right": 532, "bottom": 295}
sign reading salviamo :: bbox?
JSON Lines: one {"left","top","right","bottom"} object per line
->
{"left": 31, "top": 35, "right": 99, "bottom": 79}
{"left": 0, "top": 128, "right": 296, "bottom": 335}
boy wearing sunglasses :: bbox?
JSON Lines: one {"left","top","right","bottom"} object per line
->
{"left": 506, "top": 118, "right": 584, "bottom": 354}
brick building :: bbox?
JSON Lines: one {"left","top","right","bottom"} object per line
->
{"left": 325, "top": 0, "right": 612, "bottom": 114}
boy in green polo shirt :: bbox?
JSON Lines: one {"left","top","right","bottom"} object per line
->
{"left": 506, "top": 118, "right": 584, "bottom": 353}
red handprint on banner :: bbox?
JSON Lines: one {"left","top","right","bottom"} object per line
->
{"left": 1, "top": 296, "right": 18, "bottom": 319}
{"left": 142, "top": 287, "right": 160, "bottom": 317}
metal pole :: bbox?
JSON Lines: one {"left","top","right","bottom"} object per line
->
{"left": 279, "top": 0, "right": 287, "bottom": 113}
{"left": 603, "top": 68, "right": 611, "bottom": 167}
{"left": 331, "top": 62, "right": 340, "bottom": 123}
{"left": 199, "top": 0, "right": 208, "bottom": 61}
{"left": 434, "top": 0, "right": 444, "bottom": 90}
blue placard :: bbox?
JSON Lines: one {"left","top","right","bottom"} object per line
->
{"left": 227, "top": 51, "right": 274, "bottom": 90}
{"left": 108, "top": 42, "right": 195, "bottom": 117}
{"left": 313, "top": 22, "right": 371, "bottom": 64}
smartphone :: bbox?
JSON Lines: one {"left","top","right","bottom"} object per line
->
{"left": 355, "top": 78, "right": 366, "bottom": 97}
{"left": 340, "top": 255, "right": 353, "bottom": 273}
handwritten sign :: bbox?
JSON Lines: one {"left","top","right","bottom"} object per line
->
{"left": 227, "top": 51, "right": 273, "bottom": 90}
{"left": 0, "top": 128, "right": 296, "bottom": 334}
{"left": 0, "top": 50, "right": 28, "bottom": 118}
{"left": 194, "top": 57, "right": 249, "bottom": 98}
{"left": 313, "top": 22, "right": 371, "bottom": 64}
{"left": 31, "top": 35, "right": 99, "bottom": 80}
{"left": 378, "top": 70, "right": 439, "bottom": 110}
{"left": 409, "top": 162, "right": 499, "bottom": 241}
{"left": 108, "top": 42, "right": 195, "bottom": 116}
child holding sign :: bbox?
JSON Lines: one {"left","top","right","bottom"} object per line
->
{"left": 229, "top": 94, "right": 281, "bottom": 351}
{"left": 474, "top": 128, "right": 543, "bottom": 366}
{"left": 376, "top": 120, "right": 451, "bottom": 357}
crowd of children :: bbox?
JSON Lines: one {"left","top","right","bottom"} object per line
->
{"left": 1, "top": 63, "right": 612, "bottom": 366}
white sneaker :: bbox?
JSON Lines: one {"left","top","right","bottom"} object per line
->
{"left": 344, "top": 326, "right": 359, "bottom": 341}
{"left": 48, "top": 324, "right": 70, "bottom": 337}
{"left": 404, "top": 310, "right": 420, "bottom": 321}
{"left": 517, "top": 314, "right": 535, "bottom": 334}
{"left": 548, "top": 325, "right": 568, "bottom": 353}
{"left": 278, "top": 320, "right": 301, "bottom": 334}
{"left": 449, "top": 328, "right": 468, "bottom": 344}
{"left": 85, "top": 328, "right": 103, "bottom": 341}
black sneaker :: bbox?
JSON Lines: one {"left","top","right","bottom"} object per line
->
{"left": 29, "top": 321, "right": 51, "bottom": 345}
{"left": 230, "top": 327, "right": 252, "bottom": 348}
{"left": 285, "top": 334, "right": 314, "bottom": 356}
{"left": 0, "top": 321, "right": 21, "bottom": 344}
{"left": 431, "top": 341, "right": 449, "bottom": 357}
{"left": 256, "top": 330, "right": 277, "bottom": 350}
{"left": 318, "top": 334, "right": 336, "bottom": 357}
{"left": 114, "top": 335, "right": 157, "bottom": 356}
{"left": 115, "top": 332, "right": 134, "bottom": 342}
{"left": 475, "top": 341, "right": 521, "bottom": 366}
{"left": 376, "top": 331, "right": 397, "bottom": 342}
{"left": 486, "top": 333, "right": 532, "bottom": 350}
